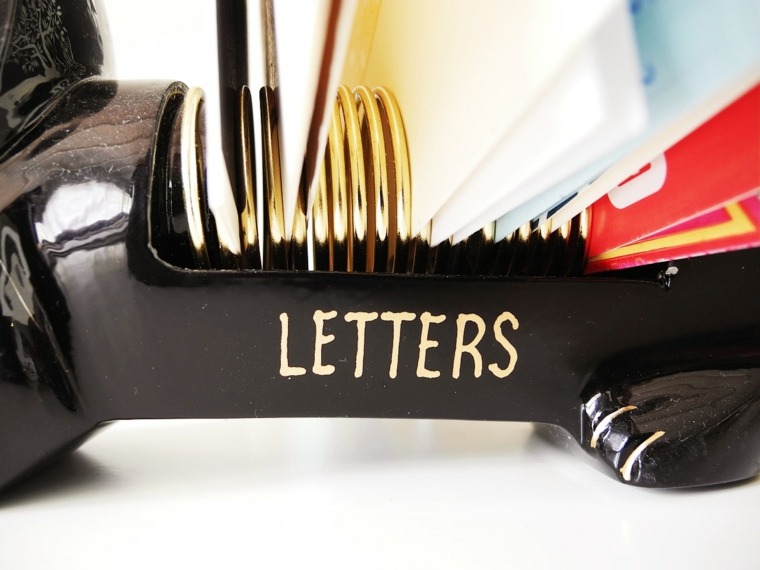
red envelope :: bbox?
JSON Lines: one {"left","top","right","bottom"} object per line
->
{"left": 585, "top": 194, "right": 760, "bottom": 273}
{"left": 586, "top": 84, "right": 760, "bottom": 261}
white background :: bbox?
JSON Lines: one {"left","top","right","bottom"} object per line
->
{"left": 0, "top": 1, "right": 758, "bottom": 569}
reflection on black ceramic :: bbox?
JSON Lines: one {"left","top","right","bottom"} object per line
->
{"left": 0, "top": 213, "right": 76, "bottom": 410}
{"left": 0, "top": 0, "right": 758, "bottom": 493}
{"left": 584, "top": 359, "right": 760, "bottom": 487}
{"left": 0, "top": 0, "right": 103, "bottom": 156}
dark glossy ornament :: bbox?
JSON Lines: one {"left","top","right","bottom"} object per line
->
{"left": 0, "top": 0, "right": 104, "bottom": 157}
{"left": 583, "top": 342, "right": 760, "bottom": 487}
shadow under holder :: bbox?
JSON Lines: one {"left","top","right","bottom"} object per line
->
{"left": 0, "top": 0, "right": 758, "bottom": 492}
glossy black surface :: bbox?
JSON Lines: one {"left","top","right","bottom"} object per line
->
{"left": 0, "top": 0, "right": 758, "bottom": 491}
{"left": 0, "top": 77, "right": 184, "bottom": 489}
{"left": 1, "top": 78, "right": 759, "bottom": 488}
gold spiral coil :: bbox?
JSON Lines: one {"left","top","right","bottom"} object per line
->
{"left": 163, "top": 84, "right": 587, "bottom": 277}
{"left": 311, "top": 85, "right": 415, "bottom": 273}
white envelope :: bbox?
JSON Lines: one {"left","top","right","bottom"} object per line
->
{"left": 432, "top": 0, "right": 646, "bottom": 245}
{"left": 547, "top": 0, "right": 760, "bottom": 230}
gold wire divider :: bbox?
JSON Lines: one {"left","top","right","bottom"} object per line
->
{"left": 408, "top": 219, "right": 432, "bottom": 274}
{"left": 337, "top": 84, "right": 366, "bottom": 272}
{"left": 312, "top": 159, "right": 332, "bottom": 270}
{"left": 179, "top": 86, "right": 211, "bottom": 269}
{"left": 311, "top": 92, "right": 354, "bottom": 272}
{"left": 314, "top": 85, "right": 366, "bottom": 272}
{"left": 259, "top": 86, "right": 288, "bottom": 270}
{"left": 375, "top": 86, "right": 412, "bottom": 274}
{"left": 573, "top": 207, "right": 591, "bottom": 274}
{"left": 469, "top": 221, "right": 497, "bottom": 275}
{"left": 304, "top": 85, "right": 412, "bottom": 273}
{"left": 288, "top": 163, "right": 310, "bottom": 270}
{"left": 238, "top": 85, "right": 261, "bottom": 269}
{"left": 209, "top": 83, "right": 588, "bottom": 276}
{"left": 289, "top": 194, "right": 310, "bottom": 270}
{"left": 353, "top": 85, "right": 390, "bottom": 273}
{"left": 179, "top": 87, "right": 240, "bottom": 270}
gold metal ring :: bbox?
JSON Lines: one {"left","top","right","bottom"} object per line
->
{"left": 180, "top": 86, "right": 210, "bottom": 268}
{"left": 374, "top": 86, "right": 411, "bottom": 273}
{"left": 259, "top": 86, "right": 287, "bottom": 270}
{"left": 238, "top": 86, "right": 260, "bottom": 269}
{"left": 354, "top": 86, "right": 390, "bottom": 272}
